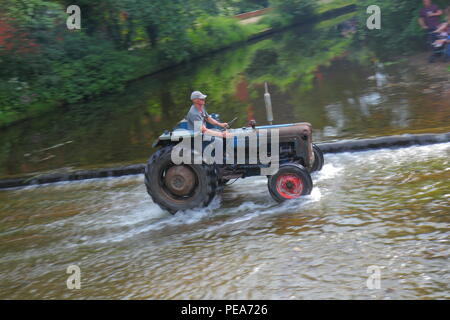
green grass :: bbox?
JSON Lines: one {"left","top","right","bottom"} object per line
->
{"left": 316, "top": 11, "right": 356, "bottom": 29}
{"left": 317, "top": 0, "right": 357, "bottom": 14}
{"left": 187, "top": 16, "right": 253, "bottom": 56}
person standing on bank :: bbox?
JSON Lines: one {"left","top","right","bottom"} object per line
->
{"left": 419, "top": 0, "right": 443, "bottom": 32}
{"left": 185, "top": 91, "right": 231, "bottom": 138}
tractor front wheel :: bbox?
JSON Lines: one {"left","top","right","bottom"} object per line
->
{"left": 268, "top": 163, "right": 313, "bottom": 202}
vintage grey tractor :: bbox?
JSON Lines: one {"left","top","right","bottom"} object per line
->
{"left": 144, "top": 116, "right": 324, "bottom": 214}
{"left": 145, "top": 85, "right": 323, "bottom": 214}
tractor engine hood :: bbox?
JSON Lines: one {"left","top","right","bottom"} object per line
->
{"left": 153, "top": 121, "right": 314, "bottom": 168}
{"left": 254, "top": 122, "right": 313, "bottom": 168}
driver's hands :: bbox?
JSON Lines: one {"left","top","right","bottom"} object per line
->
{"left": 222, "top": 130, "right": 232, "bottom": 139}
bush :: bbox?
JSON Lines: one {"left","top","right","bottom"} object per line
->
{"left": 187, "top": 16, "right": 252, "bottom": 56}
{"left": 38, "top": 50, "right": 140, "bottom": 103}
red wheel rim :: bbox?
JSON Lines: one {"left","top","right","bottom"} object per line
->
{"left": 275, "top": 174, "right": 303, "bottom": 199}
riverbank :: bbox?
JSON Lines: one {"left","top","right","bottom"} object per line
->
{"left": 0, "top": 1, "right": 357, "bottom": 129}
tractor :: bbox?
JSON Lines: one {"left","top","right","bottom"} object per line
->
{"left": 144, "top": 85, "right": 324, "bottom": 214}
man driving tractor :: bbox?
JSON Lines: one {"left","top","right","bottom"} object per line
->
{"left": 185, "top": 91, "right": 232, "bottom": 139}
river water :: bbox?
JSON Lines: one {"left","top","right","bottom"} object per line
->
{"left": 0, "top": 143, "right": 449, "bottom": 299}
{"left": 0, "top": 15, "right": 449, "bottom": 299}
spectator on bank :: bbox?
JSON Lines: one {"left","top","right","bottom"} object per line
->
{"left": 431, "top": 7, "right": 450, "bottom": 60}
{"left": 418, "top": 0, "right": 443, "bottom": 32}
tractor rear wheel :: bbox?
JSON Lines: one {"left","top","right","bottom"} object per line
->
{"left": 268, "top": 163, "right": 313, "bottom": 203}
{"left": 144, "top": 146, "right": 218, "bottom": 214}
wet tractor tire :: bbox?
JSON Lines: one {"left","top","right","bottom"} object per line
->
{"left": 310, "top": 144, "right": 324, "bottom": 172}
{"left": 268, "top": 163, "right": 313, "bottom": 203}
{"left": 144, "top": 146, "right": 218, "bottom": 214}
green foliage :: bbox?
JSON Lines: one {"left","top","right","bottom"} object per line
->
{"left": 2, "top": 0, "right": 64, "bottom": 30}
{"left": 0, "top": 0, "right": 274, "bottom": 127}
{"left": 0, "top": 0, "right": 64, "bottom": 73}
{"left": 0, "top": 3, "right": 144, "bottom": 116}
{"left": 316, "top": 11, "right": 356, "bottom": 29}
{"left": 38, "top": 45, "right": 140, "bottom": 103}
{"left": 0, "top": 78, "right": 34, "bottom": 114}
{"left": 217, "top": 0, "right": 269, "bottom": 15}
{"left": 316, "top": 0, "right": 356, "bottom": 14}
{"left": 187, "top": 16, "right": 254, "bottom": 56}
{"left": 1, "top": 0, "right": 353, "bottom": 127}
{"left": 118, "top": 0, "right": 196, "bottom": 62}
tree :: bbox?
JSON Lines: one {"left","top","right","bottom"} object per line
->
{"left": 118, "top": 0, "right": 197, "bottom": 61}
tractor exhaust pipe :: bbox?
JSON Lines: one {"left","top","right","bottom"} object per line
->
{"left": 264, "top": 82, "right": 274, "bottom": 125}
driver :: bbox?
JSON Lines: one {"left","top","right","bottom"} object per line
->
{"left": 185, "top": 91, "right": 231, "bottom": 138}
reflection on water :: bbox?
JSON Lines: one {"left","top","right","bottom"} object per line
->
{"left": 0, "top": 18, "right": 449, "bottom": 178}
{"left": 0, "top": 143, "right": 448, "bottom": 299}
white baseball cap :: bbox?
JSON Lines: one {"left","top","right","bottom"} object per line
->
{"left": 191, "top": 91, "right": 207, "bottom": 100}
